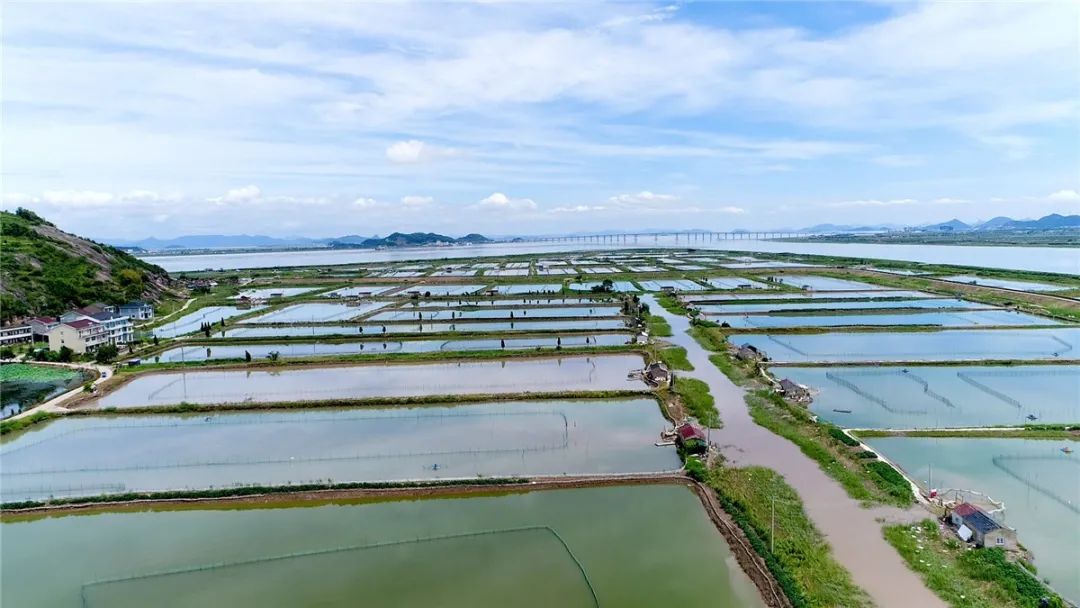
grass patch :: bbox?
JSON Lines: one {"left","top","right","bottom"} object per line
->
{"left": 853, "top": 427, "right": 1079, "bottom": 441}
{"left": 885, "top": 520, "right": 1065, "bottom": 608}
{"left": 0, "top": 411, "right": 55, "bottom": 436}
{"left": 658, "top": 346, "right": 693, "bottom": 371}
{"left": 646, "top": 314, "right": 673, "bottom": 337}
{"left": 710, "top": 465, "right": 872, "bottom": 608}
{"left": 863, "top": 461, "right": 913, "bottom": 503}
{"left": 655, "top": 293, "right": 689, "bottom": 315}
{"left": 673, "top": 376, "right": 719, "bottom": 427}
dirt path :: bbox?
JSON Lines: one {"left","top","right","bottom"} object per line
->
{"left": 645, "top": 295, "right": 944, "bottom": 608}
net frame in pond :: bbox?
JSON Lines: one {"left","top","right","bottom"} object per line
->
{"left": 823, "top": 369, "right": 961, "bottom": 415}
{"left": 761, "top": 332, "right": 1075, "bottom": 361}
{"left": 956, "top": 368, "right": 1079, "bottom": 412}
{"left": 79, "top": 525, "right": 599, "bottom": 608}
{"left": 991, "top": 454, "right": 1080, "bottom": 515}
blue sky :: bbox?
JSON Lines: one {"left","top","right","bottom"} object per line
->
{"left": 2, "top": 1, "right": 1078, "bottom": 239}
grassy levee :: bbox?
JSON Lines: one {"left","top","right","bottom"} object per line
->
{"left": 671, "top": 377, "right": 719, "bottom": 427}
{"left": 884, "top": 519, "right": 1066, "bottom": 608}
{"left": 119, "top": 344, "right": 639, "bottom": 373}
{"left": 854, "top": 426, "right": 1080, "bottom": 441}
{"left": 0, "top": 411, "right": 55, "bottom": 436}
{"left": 1, "top": 477, "right": 532, "bottom": 512}
{"left": 709, "top": 465, "right": 872, "bottom": 608}
{"left": 657, "top": 345, "right": 693, "bottom": 371}
{"left": 646, "top": 313, "right": 673, "bottom": 337}
{"left": 654, "top": 293, "right": 690, "bottom": 315}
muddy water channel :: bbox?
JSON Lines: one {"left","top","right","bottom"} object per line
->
{"left": 734, "top": 327, "right": 1080, "bottom": 363}
{"left": 92, "top": 355, "right": 646, "bottom": 408}
{"left": 780, "top": 365, "right": 1079, "bottom": 428}
{"left": 0, "top": 398, "right": 678, "bottom": 502}
{"left": 157, "top": 334, "right": 633, "bottom": 362}
{"left": 866, "top": 437, "right": 1080, "bottom": 603}
{"left": 0, "top": 485, "right": 764, "bottom": 608}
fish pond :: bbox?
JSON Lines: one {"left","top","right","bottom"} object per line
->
{"left": 0, "top": 484, "right": 764, "bottom": 607}
{"left": 92, "top": 354, "right": 646, "bottom": 408}
{"left": 780, "top": 365, "right": 1079, "bottom": 428}
{"left": 732, "top": 327, "right": 1080, "bottom": 363}
{"left": 0, "top": 364, "right": 93, "bottom": 418}
{"left": 709, "top": 309, "right": 1056, "bottom": 329}
{"left": 155, "top": 334, "right": 632, "bottom": 362}
{"left": 938, "top": 275, "right": 1074, "bottom": 293}
{"left": 367, "top": 306, "right": 622, "bottom": 322}
{"left": 766, "top": 275, "right": 885, "bottom": 291}
{"left": 151, "top": 306, "right": 267, "bottom": 338}
{"left": 698, "top": 298, "right": 988, "bottom": 315}
{"left": 681, "top": 290, "right": 934, "bottom": 302}
{"left": 0, "top": 398, "right": 678, "bottom": 502}
{"left": 241, "top": 302, "right": 390, "bottom": 323}
{"left": 215, "top": 318, "right": 628, "bottom": 338}
{"left": 865, "top": 437, "right": 1080, "bottom": 604}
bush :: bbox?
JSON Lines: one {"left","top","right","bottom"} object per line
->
{"left": 674, "top": 377, "right": 719, "bottom": 427}
{"left": 853, "top": 450, "right": 878, "bottom": 459}
{"left": 864, "top": 461, "right": 911, "bottom": 502}
{"left": 94, "top": 344, "right": 119, "bottom": 364}
{"left": 684, "top": 456, "right": 707, "bottom": 481}
{"left": 827, "top": 426, "right": 860, "bottom": 447}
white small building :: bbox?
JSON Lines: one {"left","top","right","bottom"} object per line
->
{"left": 0, "top": 325, "right": 32, "bottom": 347}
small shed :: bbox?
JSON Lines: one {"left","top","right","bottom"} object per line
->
{"left": 949, "top": 503, "right": 1017, "bottom": 550}
{"left": 779, "top": 379, "right": 811, "bottom": 403}
{"left": 735, "top": 343, "right": 762, "bottom": 362}
{"left": 644, "top": 362, "right": 671, "bottom": 387}
{"left": 675, "top": 423, "right": 707, "bottom": 453}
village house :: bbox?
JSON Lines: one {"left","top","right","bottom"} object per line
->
{"left": 29, "top": 316, "right": 60, "bottom": 340}
{"left": 735, "top": 343, "right": 763, "bottom": 362}
{"left": 118, "top": 301, "right": 155, "bottom": 321}
{"left": 949, "top": 503, "right": 1018, "bottom": 550}
{"left": 48, "top": 319, "right": 108, "bottom": 354}
{"left": 0, "top": 324, "right": 33, "bottom": 347}
{"left": 779, "top": 378, "right": 812, "bottom": 403}
{"left": 643, "top": 362, "right": 672, "bottom": 387}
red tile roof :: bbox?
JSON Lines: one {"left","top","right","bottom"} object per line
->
{"left": 953, "top": 503, "right": 979, "bottom": 517}
{"left": 676, "top": 423, "right": 706, "bottom": 442}
{"left": 65, "top": 319, "right": 99, "bottom": 330}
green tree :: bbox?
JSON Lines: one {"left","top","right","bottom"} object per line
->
{"left": 94, "top": 343, "right": 119, "bottom": 363}
{"left": 57, "top": 346, "right": 74, "bottom": 362}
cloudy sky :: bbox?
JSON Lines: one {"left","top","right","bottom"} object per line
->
{"left": 3, "top": 1, "right": 1078, "bottom": 240}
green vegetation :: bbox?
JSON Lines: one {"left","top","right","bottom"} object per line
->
{"left": 0, "top": 410, "right": 55, "bottom": 436}
{"left": 853, "top": 426, "right": 1080, "bottom": 441}
{"left": 885, "top": 519, "right": 1064, "bottom": 608}
{"left": 0, "top": 363, "right": 81, "bottom": 383}
{"left": 863, "top": 461, "right": 912, "bottom": 503}
{"left": 709, "top": 465, "right": 872, "bottom": 608}
{"left": 1, "top": 477, "right": 531, "bottom": 511}
{"left": 673, "top": 376, "right": 719, "bottom": 427}
{"left": 827, "top": 426, "right": 860, "bottom": 447}
{"left": 658, "top": 346, "right": 693, "bottom": 371}
{"left": 1, "top": 209, "right": 171, "bottom": 322}
{"left": 654, "top": 292, "right": 689, "bottom": 315}
{"left": 646, "top": 314, "right": 673, "bottom": 337}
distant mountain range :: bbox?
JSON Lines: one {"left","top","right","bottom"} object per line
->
{"left": 914, "top": 213, "right": 1080, "bottom": 233}
{"left": 111, "top": 232, "right": 491, "bottom": 252}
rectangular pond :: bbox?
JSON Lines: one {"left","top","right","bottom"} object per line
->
{"left": 216, "top": 318, "right": 629, "bottom": 338}
{"left": 681, "top": 290, "right": 935, "bottom": 302}
{"left": 865, "top": 437, "right": 1079, "bottom": 604}
{"left": 155, "top": 334, "right": 633, "bottom": 362}
{"left": 0, "top": 398, "right": 679, "bottom": 502}
{"left": 699, "top": 298, "right": 989, "bottom": 315}
{"left": 779, "top": 365, "right": 1079, "bottom": 429}
{"left": 709, "top": 309, "right": 1057, "bottom": 329}
{"left": 367, "top": 306, "right": 622, "bottom": 322}
{"left": 93, "top": 354, "right": 647, "bottom": 408}
{"left": 938, "top": 275, "right": 1074, "bottom": 293}
{"left": 151, "top": 306, "right": 267, "bottom": 338}
{"left": 731, "top": 327, "right": 1080, "bottom": 363}
{"left": 766, "top": 275, "right": 885, "bottom": 291}
{"left": 637, "top": 279, "right": 706, "bottom": 291}
{"left": 320, "top": 286, "right": 399, "bottom": 298}
{"left": 241, "top": 302, "right": 391, "bottom": 324}
{"left": 568, "top": 281, "right": 639, "bottom": 292}
{"left": 495, "top": 284, "right": 564, "bottom": 294}
{"left": 406, "top": 284, "right": 487, "bottom": 296}
{"left": 703, "top": 277, "right": 771, "bottom": 290}
{"left": 231, "top": 287, "right": 321, "bottom": 299}
{"left": 0, "top": 484, "right": 764, "bottom": 608}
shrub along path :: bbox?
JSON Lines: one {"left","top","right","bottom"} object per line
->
{"left": 643, "top": 296, "right": 944, "bottom": 608}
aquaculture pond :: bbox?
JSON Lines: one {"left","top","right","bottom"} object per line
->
{"left": 702, "top": 277, "right": 770, "bottom": 290}
{"left": 151, "top": 306, "right": 267, "bottom": 338}
{"left": 319, "top": 286, "right": 399, "bottom": 298}
{"left": 495, "top": 284, "right": 564, "bottom": 294}
{"left": 766, "top": 275, "right": 884, "bottom": 291}
{"left": 938, "top": 275, "right": 1074, "bottom": 293}
{"left": 155, "top": 334, "right": 632, "bottom": 362}
{"left": 367, "top": 306, "right": 622, "bottom": 322}
{"left": 0, "top": 364, "right": 92, "bottom": 418}
{"left": 780, "top": 365, "right": 1079, "bottom": 428}
{"left": 698, "top": 298, "right": 988, "bottom": 314}
{"left": 241, "top": 302, "right": 390, "bottom": 323}
{"left": 732, "top": 327, "right": 1080, "bottom": 363}
{"left": 404, "top": 284, "right": 487, "bottom": 296}
{"left": 0, "top": 484, "right": 764, "bottom": 608}
{"left": 231, "top": 287, "right": 321, "bottom": 299}
{"left": 0, "top": 398, "right": 679, "bottom": 502}
{"left": 637, "top": 279, "right": 705, "bottom": 291}
{"left": 681, "top": 290, "right": 934, "bottom": 302}
{"left": 866, "top": 437, "right": 1080, "bottom": 604}
{"left": 710, "top": 309, "right": 1056, "bottom": 329}
{"left": 568, "top": 281, "right": 639, "bottom": 292}
{"left": 215, "top": 319, "right": 628, "bottom": 338}
{"left": 92, "top": 354, "right": 646, "bottom": 409}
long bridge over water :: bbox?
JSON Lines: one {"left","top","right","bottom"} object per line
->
{"left": 510, "top": 231, "right": 807, "bottom": 244}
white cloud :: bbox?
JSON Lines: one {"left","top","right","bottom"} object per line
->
{"left": 550, "top": 205, "right": 606, "bottom": 213}
{"left": 608, "top": 191, "right": 678, "bottom": 204}
{"left": 474, "top": 192, "right": 537, "bottom": 212}
{"left": 352, "top": 197, "right": 378, "bottom": 208}
{"left": 400, "top": 195, "right": 434, "bottom": 206}
{"left": 825, "top": 198, "right": 919, "bottom": 208}
{"left": 933, "top": 197, "right": 971, "bottom": 205}
{"left": 717, "top": 206, "right": 747, "bottom": 214}
{"left": 1047, "top": 189, "right": 1080, "bottom": 202}
{"left": 385, "top": 140, "right": 463, "bottom": 164}
{"left": 41, "top": 190, "right": 116, "bottom": 207}
{"left": 209, "top": 185, "right": 261, "bottom": 204}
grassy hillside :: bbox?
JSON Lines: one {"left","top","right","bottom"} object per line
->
{"left": 1, "top": 208, "right": 173, "bottom": 322}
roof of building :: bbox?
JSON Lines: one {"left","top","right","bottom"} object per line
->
{"left": 31, "top": 316, "right": 58, "bottom": 323}
{"left": 65, "top": 319, "right": 99, "bottom": 330}
{"left": 121, "top": 300, "right": 149, "bottom": 307}
{"left": 90, "top": 311, "right": 127, "bottom": 322}
{"left": 676, "top": 423, "right": 707, "bottom": 442}
{"left": 954, "top": 503, "right": 1001, "bottom": 534}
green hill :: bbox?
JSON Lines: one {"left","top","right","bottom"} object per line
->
{"left": 1, "top": 208, "right": 173, "bottom": 323}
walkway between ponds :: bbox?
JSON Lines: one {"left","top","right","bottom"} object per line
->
{"left": 644, "top": 296, "right": 944, "bottom": 608}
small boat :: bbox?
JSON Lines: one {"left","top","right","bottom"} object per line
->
{"left": 832, "top": 409, "right": 853, "bottom": 414}
{"left": 1062, "top": 447, "right": 1074, "bottom": 454}
{"left": 1026, "top": 414, "right": 1038, "bottom": 421}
